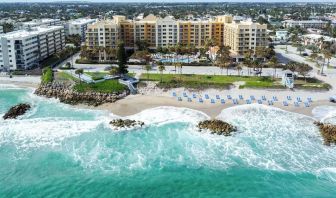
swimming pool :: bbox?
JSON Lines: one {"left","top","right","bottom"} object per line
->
{"left": 159, "top": 58, "right": 195, "bottom": 63}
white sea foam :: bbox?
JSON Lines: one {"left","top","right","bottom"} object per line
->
{"left": 312, "top": 106, "right": 336, "bottom": 123}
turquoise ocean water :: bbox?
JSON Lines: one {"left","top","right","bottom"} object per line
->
{"left": 1, "top": 85, "right": 336, "bottom": 197}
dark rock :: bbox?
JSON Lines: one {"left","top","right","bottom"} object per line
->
{"left": 3, "top": 103, "right": 31, "bottom": 120}
{"left": 197, "top": 119, "right": 237, "bottom": 136}
{"left": 110, "top": 119, "right": 145, "bottom": 129}
{"left": 314, "top": 121, "right": 336, "bottom": 146}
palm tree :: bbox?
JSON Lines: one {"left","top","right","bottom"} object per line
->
{"left": 145, "top": 64, "right": 151, "bottom": 80}
{"left": 296, "top": 44, "right": 305, "bottom": 55}
{"left": 158, "top": 64, "right": 165, "bottom": 82}
{"left": 269, "top": 56, "right": 278, "bottom": 79}
{"left": 75, "top": 68, "right": 84, "bottom": 84}
{"left": 322, "top": 49, "right": 332, "bottom": 74}
{"left": 244, "top": 49, "right": 254, "bottom": 76}
{"left": 235, "top": 64, "right": 242, "bottom": 76}
{"left": 216, "top": 46, "right": 231, "bottom": 75}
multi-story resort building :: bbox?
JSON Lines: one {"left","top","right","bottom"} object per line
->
{"left": 85, "top": 15, "right": 268, "bottom": 62}
{"left": 20, "top": 18, "right": 62, "bottom": 29}
{"left": 64, "top": 18, "right": 96, "bottom": 40}
{"left": 282, "top": 20, "right": 334, "bottom": 29}
{"left": 0, "top": 26, "right": 65, "bottom": 71}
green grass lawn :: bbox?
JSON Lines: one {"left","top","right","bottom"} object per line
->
{"left": 85, "top": 71, "right": 108, "bottom": 81}
{"left": 140, "top": 73, "right": 282, "bottom": 89}
{"left": 295, "top": 77, "right": 331, "bottom": 90}
{"left": 56, "top": 71, "right": 79, "bottom": 82}
{"left": 74, "top": 79, "right": 126, "bottom": 94}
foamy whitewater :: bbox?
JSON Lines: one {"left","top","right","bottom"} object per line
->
{"left": 1, "top": 85, "right": 336, "bottom": 197}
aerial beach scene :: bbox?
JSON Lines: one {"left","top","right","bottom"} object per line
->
{"left": 1, "top": 1, "right": 336, "bottom": 197}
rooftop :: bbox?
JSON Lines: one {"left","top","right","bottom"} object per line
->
{"left": 68, "top": 18, "right": 96, "bottom": 25}
{"left": 0, "top": 26, "right": 63, "bottom": 39}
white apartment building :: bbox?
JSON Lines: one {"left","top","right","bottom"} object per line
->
{"left": 282, "top": 20, "right": 331, "bottom": 29}
{"left": 65, "top": 18, "right": 96, "bottom": 40}
{"left": 21, "top": 19, "right": 62, "bottom": 29}
{"left": 0, "top": 26, "right": 65, "bottom": 71}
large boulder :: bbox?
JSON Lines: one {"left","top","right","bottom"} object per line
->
{"left": 197, "top": 119, "right": 237, "bottom": 136}
{"left": 3, "top": 103, "right": 31, "bottom": 120}
{"left": 110, "top": 119, "right": 145, "bottom": 129}
{"left": 314, "top": 121, "right": 336, "bottom": 146}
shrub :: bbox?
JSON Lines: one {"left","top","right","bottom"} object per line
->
{"left": 41, "top": 67, "right": 53, "bottom": 84}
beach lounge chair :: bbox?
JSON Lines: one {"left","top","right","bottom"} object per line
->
{"left": 297, "top": 97, "right": 302, "bottom": 102}
{"left": 216, "top": 95, "right": 220, "bottom": 99}
{"left": 283, "top": 101, "right": 289, "bottom": 106}
{"left": 192, "top": 93, "right": 197, "bottom": 98}
{"left": 304, "top": 102, "right": 310, "bottom": 107}
{"left": 211, "top": 99, "right": 215, "bottom": 104}
{"left": 227, "top": 95, "right": 232, "bottom": 100}
{"left": 239, "top": 95, "right": 243, "bottom": 100}
{"left": 287, "top": 96, "right": 292, "bottom": 100}
{"left": 257, "top": 100, "right": 262, "bottom": 104}
{"left": 268, "top": 100, "right": 273, "bottom": 106}
{"left": 205, "top": 94, "right": 209, "bottom": 99}
{"left": 250, "top": 96, "right": 255, "bottom": 101}
{"left": 273, "top": 96, "right": 278, "bottom": 101}
{"left": 262, "top": 96, "right": 266, "bottom": 101}
{"left": 221, "top": 99, "right": 225, "bottom": 104}
{"left": 233, "top": 99, "right": 239, "bottom": 105}
{"left": 294, "top": 102, "right": 300, "bottom": 107}
{"left": 307, "top": 97, "right": 313, "bottom": 103}
{"left": 246, "top": 100, "right": 252, "bottom": 104}
{"left": 199, "top": 98, "right": 203, "bottom": 103}
{"left": 178, "top": 97, "right": 182, "bottom": 101}
{"left": 188, "top": 98, "right": 192, "bottom": 102}
{"left": 172, "top": 92, "right": 177, "bottom": 97}
{"left": 183, "top": 92, "right": 188, "bottom": 97}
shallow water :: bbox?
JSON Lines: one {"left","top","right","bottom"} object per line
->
{"left": 1, "top": 86, "right": 336, "bottom": 197}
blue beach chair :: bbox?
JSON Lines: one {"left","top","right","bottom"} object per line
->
{"left": 188, "top": 98, "right": 192, "bottom": 102}
{"left": 287, "top": 96, "right": 292, "bottom": 100}
{"left": 178, "top": 97, "right": 182, "bottom": 101}
{"left": 273, "top": 96, "right": 278, "bottom": 101}
{"left": 262, "top": 96, "right": 266, "bottom": 101}
{"left": 257, "top": 100, "right": 262, "bottom": 104}
{"left": 297, "top": 97, "right": 302, "bottom": 102}
{"left": 227, "top": 95, "right": 232, "bottom": 100}
{"left": 250, "top": 95, "right": 255, "bottom": 101}
{"left": 172, "top": 92, "right": 177, "bottom": 97}
{"left": 268, "top": 100, "right": 273, "bottom": 106}
{"left": 216, "top": 95, "right": 220, "bottom": 100}
{"left": 233, "top": 99, "right": 239, "bottom": 105}
{"left": 199, "top": 98, "right": 203, "bottom": 103}
{"left": 205, "top": 94, "right": 209, "bottom": 99}
{"left": 183, "top": 92, "right": 188, "bottom": 97}
{"left": 221, "top": 99, "right": 225, "bottom": 104}
{"left": 307, "top": 97, "right": 313, "bottom": 103}
{"left": 239, "top": 95, "right": 243, "bottom": 100}
{"left": 211, "top": 99, "right": 215, "bottom": 104}
{"left": 283, "top": 101, "right": 288, "bottom": 106}
{"left": 304, "top": 102, "right": 310, "bottom": 107}
{"left": 294, "top": 102, "right": 300, "bottom": 107}
{"left": 192, "top": 93, "right": 197, "bottom": 98}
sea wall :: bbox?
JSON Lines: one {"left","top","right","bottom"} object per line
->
{"left": 34, "top": 82, "right": 128, "bottom": 106}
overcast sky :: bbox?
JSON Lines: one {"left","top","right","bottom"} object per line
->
{"left": 1, "top": 0, "right": 335, "bottom": 2}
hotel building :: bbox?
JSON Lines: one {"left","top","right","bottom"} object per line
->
{"left": 0, "top": 26, "right": 65, "bottom": 71}
{"left": 20, "top": 18, "right": 62, "bottom": 29}
{"left": 85, "top": 15, "right": 268, "bottom": 61}
{"left": 64, "top": 18, "right": 96, "bottom": 40}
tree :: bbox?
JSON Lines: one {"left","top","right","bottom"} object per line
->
{"left": 244, "top": 50, "right": 254, "bottom": 76}
{"left": 322, "top": 49, "right": 332, "bottom": 74}
{"left": 296, "top": 44, "right": 305, "bottom": 55}
{"left": 65, "top": 62, "right": 71, "bottom": 69}
{"left": 75, "top": 68, "right": 84, "bottom": 84}
{"left": 109, "top": 67, "right": 118, "bottom": 76}
{"left": 235, "top": 64, "right": 242, "bottom": 76}
{"left": 117, "top": 42, "right": 128, "bottom": 75}
{"left": 269, "top": 56, "right": 278, "bottom": 79}
{"left": 135, "top": 40, "right": 149, "bottom": 51}
{"left": 158, "top": 64, "right": 165, "bottom": 82}
{"left": 145, "top": 65, "right": 151, "bottom": 80}
{"left": 216, "top": 46, "right": 231, "bottom": 75}
{"left": 296, "top": 63, "right": 312, "bottom": 82}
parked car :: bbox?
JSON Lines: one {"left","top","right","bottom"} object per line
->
{"left": 302, "top": 52, "right": 309, "bottom": 56}
{"left": 329, "top": 95, "right": 336, "bottom": 103}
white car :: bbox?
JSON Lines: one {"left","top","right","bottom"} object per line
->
{"left": 330, "top": 96, "right": 336, "bottom": 103}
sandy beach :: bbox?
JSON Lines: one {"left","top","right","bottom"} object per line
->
{"left": 2, "top": 77, "right": 335, "bottom": 119}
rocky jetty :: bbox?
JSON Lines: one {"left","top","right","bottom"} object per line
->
{"left": 110, "top": 119, "right": 145, "bottom": 129}
{"left": 197, "top": 119, "right": 237, "bottom": 136}
{"left": 314, "top": 121, "right": 336, "bottom": 146}
{"left": 34, "top": 82, "right": 128, "bottom": 106}
{"left": 3, "top": 103, "right": 31, "bottom": 120}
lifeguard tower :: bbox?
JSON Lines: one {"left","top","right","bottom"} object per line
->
{"left": 282, "top": 70, "right": 294, "bottom": 89}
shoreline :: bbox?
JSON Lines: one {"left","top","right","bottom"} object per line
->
{"left": 1, "top": 80, "right": 335, "bottom": 119}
